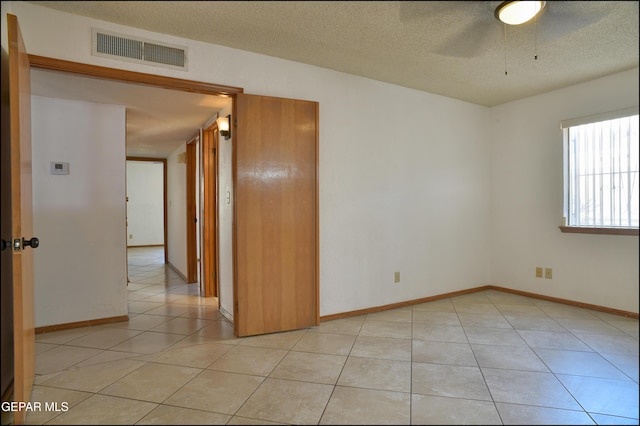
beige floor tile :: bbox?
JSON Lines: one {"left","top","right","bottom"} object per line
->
{"left": 517, "top": 329, "right": 593, "bottom": 351}
{"left": 412, "top": 323, "right": 467, "bottom": 343}
{"left": 137, "top": 405, "right": 231, "bottom": 425}
{"left": 590, "top": 413, "right": 640, "bottom": 425}
{"left": 227, "top": 416, "right": 285, "bottom": 425}
{"left": 412, "top": 394, "right": 501, "bottom": 425}
{"left": 452, "top": 302, "right": 501, "bottom": 314}
{"left": 149, "top": 317, "right": 213, "bottom": 335}
{"left": 503, "top": 315, "right": 566, "bottom": 332}
{"left": 472, "top": 344, "right": 549, "bottom": 372}
{"left": 496, "top": 402, "right": 597, "bottom": 425}
{"left": 451, "top": 293, "right": 493, "bottom": 304}
{"left": 65, "top": 328, "right": 143, "bottom": 349}
{"left": 209, "top": 345, "right": 287, "bottom": 376}
{"left": 127, "top": 300, "right": 165, "bottom": 314}
{"left": 557, "top": 374, "right": 639, "bottom": 419}
{"left": 25, "top": 386, "right": 93, "bottom": 425}
{"left": 35, "top": 327, "right": 96, "bottom": 345}
{"left": 236, "top": 378, "right": 333, "bottom": 424}
{"left": 464, "top": 326, "right": 527, "bottom": 346}
{"left": 164, "top": 370, "right": 264, "bottom": 415}
{"left": 45, "top": 394, "right": 157, "bottom": 425}
{"left": 538, "top": 304, "right": 600, "bottom": 319}
{"left": 555, "top": 317, "right": 627, "bottom": 335}
{"left": 599, "top": 352, "right": 639, "bottom": 382}
{"left": 411, "top": 340, "right": 477, "bottom": 366}
{"left": 495, "top": 303, "right": 549, "bottom": 317}
{"left": 337, "top": 357, "right": 411, "bottom": 392}
{"left": 196, "top": 320, "right": 241, "bottom": 342}
{"left": 239, "top": 330, "right": 306, "bottom": 350}
{"left": 40, "top": 359, "right": 146, "bottom": 393}
{"left": 365, "top": 308, "right": 412, "bottom": 323}
{"left": 482, "top": 368, "right": 583, "bottom": 410}
{"left": 151, "top": 341, "right": 233, "bottom": 368}
{"left": 359, "top": 320, "right": 412, "bottom": 339}
{"left": 350, "top": 335, "right": 411, "bottom": 361}
{"left": 100, "top": 362, "right": 202, "bottom": 403}
{"left": 484, "top": 292, "right": 536, "bottom": 305}
{"left": 107, "top": 313, "right": 171, "bottom": 330}
{"left": 108, "top": 331, "right": 185, "bottom": 354}
{"left": 144, "top": 304, "right": 191, "bottom": 317}
{"left": 320, "top": 386, "right": 410, "bottom": 425}
{"left": 412, "top": 310, "right": 461, "bottom": 325}
{"left": 291, "top": 331, "right": 356, "bottom": 355}
{"left": 412, "top": 299, "right": 455, "bottom": 312}
{"left": 457, "top": 313, "right": 513, "bottom": 329}
{"left": 534, "top": 348, "right": 630, "bottom": 380}
{"left": 179, "top": 305, "right": 223, "bottom": 320}
{"left": 35, "top": 345, "right": 103, "bottom": 375}
{"left": 269, "top": 351, "right": 346, "bottom": 384}
{"left": 314, "top": 316, "right": 365, "bottom": 335}
{"left": 573, "top": 332, "right": 640, "bottom": 356}
{"left": 412, "top": 362, "right": 491, "bottom": 400}
{"left": 35, "top": 342, "right": 57, "bottom": 354}
{"left": 73, "top": 349, "right": 142, "bottom": 367}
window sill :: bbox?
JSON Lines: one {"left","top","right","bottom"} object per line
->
{"left": 559, "top": 226, "right": 639, "bottom": 236}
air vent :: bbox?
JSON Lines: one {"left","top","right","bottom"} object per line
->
{"left": 92, "top": 29, "right": 187, "bottom": 71}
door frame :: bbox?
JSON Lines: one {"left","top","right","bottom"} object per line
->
{"left": 126, "top": 157, "right": 168, "bottom": 262}
{"left": 201, "top": 119, "right": 220, "bottom": 298}
{"left": 186, "top": 135, "right": 198, "bottom": 283}
{"left": 27, "top": 55, "right": 243, "bottom": 298}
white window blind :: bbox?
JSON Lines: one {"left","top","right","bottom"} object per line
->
{"left": 562, "top": 108, "right": 639, "bottom": 228}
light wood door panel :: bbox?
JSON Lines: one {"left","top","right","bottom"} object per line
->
{"left": 7, "top": 13, "right": 36, "bottom": 425}
{"left": 234, "top": 94, "right": 318, "bottom": 337}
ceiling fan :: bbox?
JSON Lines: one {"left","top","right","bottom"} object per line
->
{"left": 399, "top": 1, "right": 613, "bottom": 59}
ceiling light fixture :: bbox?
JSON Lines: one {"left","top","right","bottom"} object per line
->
{"left": 495, "top": 1, "right": 546, "bottom": 25}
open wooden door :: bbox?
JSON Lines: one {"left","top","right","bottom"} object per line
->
{"left": 234, "top": 94, "right": 319, "bottom": 337}
{"left": 5, "top": 14, "right": 36, "bottom": 425}
{"left": 186, "top": 137, "right": 198, "bottom": 283}
{"left": 201, "top": 122, "right": 218, "bottom": 297}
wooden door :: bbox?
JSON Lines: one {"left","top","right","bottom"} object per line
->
{"left": 6, "top": 14, "right": 36, "bottom": 425}
{"left": 186, "top": 137, "right": 198, "bottom": 283}
{"left": 201, "top": 123, "right": 218, "bottom": 297}
{"left": 234, "top": 94, "right": 319, "bottom": 337}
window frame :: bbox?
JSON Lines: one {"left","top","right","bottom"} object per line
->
{"left": 560, "top": 106, "right": 639, "bottom": 236}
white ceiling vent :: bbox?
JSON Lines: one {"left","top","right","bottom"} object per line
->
{"left": 92, "top": 29, "right": 187, "bottom": 71}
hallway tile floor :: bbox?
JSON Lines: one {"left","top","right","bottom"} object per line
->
{"left": 26, "top": 247, "right": 639, "bottom": 424}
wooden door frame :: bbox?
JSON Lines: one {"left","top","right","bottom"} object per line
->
{"left": 201, "top": 119, "right": 220, "bottom": 298}
{"left": 27, "top": 55, "right": 243, "bottom": 294}
{"left": 126, "top": 157, "right": 168, "bottom": 262}
{"left": 186, "top": 136, "right": 198, "bottom": 283}
{"left": 7, "top": 14, "right": 35, "bottom": 425}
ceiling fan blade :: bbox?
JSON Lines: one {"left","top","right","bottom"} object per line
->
{"left": 536, "top": 2, "right": 613, "bottom": 43}
{"left": 433, "top": 19, "right": 500, "bottom": 58}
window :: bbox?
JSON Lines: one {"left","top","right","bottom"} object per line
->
{"left": 561, "top": 107, "right": 639, "bottom": 233}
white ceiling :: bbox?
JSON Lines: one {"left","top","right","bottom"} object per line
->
{"left": 26, "top": 1, "right": 639, "bottom": 157}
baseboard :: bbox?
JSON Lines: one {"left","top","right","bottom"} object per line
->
{"left": 219, "top": 304, "right": 234, "bottom": 323}
{"left": 167, "top": 262, "right": 188, "bottom": 282}
{"left": 319, "top": 285, "right": 638, "bottom": 322}
{"left": 35, "top": 315, "right": 129, "bottom": 334}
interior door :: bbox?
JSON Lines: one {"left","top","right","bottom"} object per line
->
{"left": 234, "top": 94, "right": 319, "bottom": 337}
{"left": 6, "top": 14, "right": 36, "bottom": 425}
{"left": 201, "top": 123, "right": 218, "bottom": 297}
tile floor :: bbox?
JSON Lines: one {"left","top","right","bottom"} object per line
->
{"left": 26, "top": 247, "right": 639, "bottom": 425}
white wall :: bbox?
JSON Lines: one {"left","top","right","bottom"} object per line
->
{"left": 490, "top": 68, "right": 639, "bottom": 313}
{"left": 31, "top": 96, "right": 128, "bottom": 327}
{"left": 217, "top": 109, "right": 235, "bottom": 320}
{"left": 10, "top": 2, "right": 636, "bottom": 324}
{"left": 167, "top": 145, "right": 187, "bottom": 277}
{"left": 126, "top": 160, "right": 164, "bottom": 246}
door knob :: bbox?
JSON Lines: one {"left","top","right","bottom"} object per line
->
{"left": 22, "top": 237, "right": 39, "bottom": 249}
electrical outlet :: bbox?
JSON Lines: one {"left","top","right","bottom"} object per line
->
{"left": 394, "top": 272, "right": 400, "bottom": 283}
{"left": 535, "top": 267, "right": 543, "bottom": 278}
{"left": 545, "top": 268, "right": 552, "bottom": 279}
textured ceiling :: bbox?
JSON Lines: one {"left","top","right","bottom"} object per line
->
{"left": 24, "top": 1, "right": 639, "bottom": 157}
{"left": 27, "top": 1, "right": 639, "bottom": 107}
